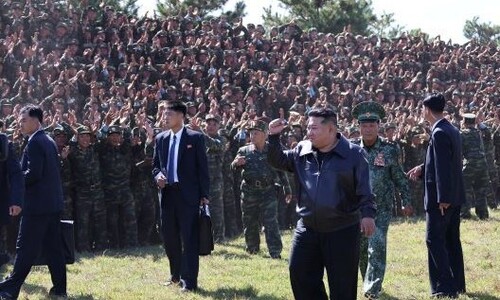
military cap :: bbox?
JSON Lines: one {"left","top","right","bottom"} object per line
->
{"left": 0, "top": 99, "right": 13, "bottom": 106}
{"left": 423, "top": 93, "right": 445, "bottom": 112}
{"left": 108, "top": 125, "right": 122, "bottom": 135}
{"left": 205, "top": 114, "right": 220, "bottom": 123}
{"left": 384, "top": 123, "right": 397, "bottom": 131}
{"left": 132, "top": 127, "right": 146, "bottom": 137}
{"left": 247, "top": 119, "right": 268, "bottom": 133}
{"left": 352, "top": 101, "right": 385, "bottom": 123}
{"left": 463, "top": 113, "right": 476, "bottom": 124}
{"left": 347, "top": 126, "right": 360, "bottom": 136}
{"left": 52, "top": 125, "right": 66, "bottom": 135}
{"left": 185, "top": 102, "right": 196, "bottom": 108}
{"left": 77, "top": 125, "right": 91, "bottom": 134}
{"left": 153, "top": 128, "right": 163, "bottom": 136}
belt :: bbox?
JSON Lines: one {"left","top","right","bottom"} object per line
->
{"left": 87, "top": 183, "right": 100, "bottom": 190}
{"left": 244, "top": 179, "right": 273, "bottom": 188}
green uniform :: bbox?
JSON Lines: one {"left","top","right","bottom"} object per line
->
{"left": 401, "top": 133, "right": 427, "bottom": 216}
{"left": 68, "top": 144, "right": 108, "bottom": 251}
{"left": 98, "top": 127, "right": 138, "bottom": 248}
{"left": 232, "top": 143, "right": 289, "bottom": 258}
{"left": 479, "top": 125, "right": 498, "bottom": 209}
{"left": 355, "top": 137, "right": 411, "bottom": 297}
{"left": 204, "top": 133, "right": 226, "bottom": 243}
{"left": 221, "top": 135, "right": 239, "bottom": 238}
{"left": 131, "top": 143, "right": 156, "bottom": 246}
{"left": 461, "top": 126, "right": 490, "bottom": 219}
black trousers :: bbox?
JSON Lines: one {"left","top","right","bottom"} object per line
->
{"left": 426, "top": 205, "right": 465, "bottom": 295}
{"left": 289, "top": 220, "right": 360, "bottom": 300}
{"left": 0, "top": 213, "right": 66, "bottom": 298}
{"left": 160, "top": 186, "right": 199, "bottom": 289}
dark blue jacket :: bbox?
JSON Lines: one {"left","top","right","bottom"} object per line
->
{"left": 423, "top": 119, "right": 466, "bottom": 210}
{"left": 152, "top": 127, "right": 209, "bottom": 206}
{"left": 268, "top": 133, "right": 376, "bottom": 232}
{"left": 0, "top": 135, "right": 24, "bottom": 224}
{"left": 21, "top": 130, "right": 64, "bottom": 215}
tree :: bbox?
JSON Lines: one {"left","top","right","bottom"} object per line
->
{"left": 155, "top": 0, "right": 246, "bottom": 22}
{"left": 262, "top": 0, "right": 377, "bottom": 35}
{"left": 463, "top": 16, "right": 500, "bottom": 45}
{"left": 369, "top": 12, "right": 404, "bottom": 39}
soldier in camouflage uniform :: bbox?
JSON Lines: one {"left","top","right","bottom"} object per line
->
{"left": 68, "top": 126, "right": 108, "bottom": 252}
{"left": 145, "top": 127, "right": 163, "bottom": 245}
{"left": 400, "top": 126, "right": 428, "bottom": 216}
{"left": 194, "top": 114, "right": 226, "bottom": 242}
{"left": 478, "top": 118, "right": 498, "bottom": 209}
{"left": 219, "top": 128, "right": 239, "bottom": 239}
{"left": 51, "top": 125, "right": 73, "bottom": 220}
{"left": 98, "top": 125, "right": 138, "bottom": 248}
{"left": 131, "top": 127, "right": 156, "bottom": 246}
{"left": 231, "top": 118, "right": 291, "bottom": 259}
{"left": 352, "top": 102, "right": 412, "bottom": 299}
{"left": 493, "top": 117, "right": 500, "bottom": 208}
{"left": 460, "top": 114, "right": 490, "bottom": 219}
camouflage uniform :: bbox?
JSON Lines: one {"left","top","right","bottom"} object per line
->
{"left": 68, "top": 127, "right": 108, "bottom": 252}
{"left": 461, "top": 122, "right": 490, "bottom": 219}
{"left": 231, "top": 125, "right": 290, "bottom": 258}
{"left": 479, "top": 124, "right": 498, "bottom": 209}
{"left": 131, "top": 138, "right": 156, "bottom": 246}
{"left": 401, "top": 128, "right": 428, "bottom": 216}
{"left": 145, "top": 136, "right": 162, "bottom": 244}
{"left": 204, "top": 131, "right": 226, "bottom": 243}
{"left": 98, "top": 125, "right": 138, "bottom": 248}
{"left": 221, "top": 132, "right": 239, "bottom": 239}
{"left": 352, "top": 101, "right": 411, "bottom": 298}
{"left": 494, "top": 124, "right": 500, "bottom": 206}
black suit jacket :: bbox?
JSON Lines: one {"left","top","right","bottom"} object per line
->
{"left": 152, "top": 127, "right": 209, "bottom": 206}
{"left": 21, "top": 130, "right": 64, "bottom": 215}
{"left": 0, "top": 135, "right": 24, "bottom": 224}
{"left": 423, "top": 119, "right": 465, "bottom": 211}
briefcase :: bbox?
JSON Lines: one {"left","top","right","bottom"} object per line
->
{"left": 199, "top": 204, "right": 214, "bottom": 256}
{"left": 34, "top": 220, "right": 75, "bottom": 265}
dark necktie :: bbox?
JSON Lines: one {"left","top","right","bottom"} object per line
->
{"left": 167, "top": 135, "right": 177, "bottom": 183}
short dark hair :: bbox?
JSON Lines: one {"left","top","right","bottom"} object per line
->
{"left": 166, "top": 100, "right": 187, "bottom": 116}
{"left": 20, "top": 105, "right": 43, "bottom": 123}
{"left": 307, "top": 107, "right": 337, "bottom": 125}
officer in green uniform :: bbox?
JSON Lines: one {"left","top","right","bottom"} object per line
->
{"left": 460, "top": 113, "right": 490, "bottom": 219}
{"left": 231, "top": 118, "right": 291, "bottom": 259}
{"left": 131, "top": 127, "right": 156, "bottom": 246}
{"left": 477, "top": 119, "right": 498, "bottom": 209}
{"left": 352, "top": 101, "right": 412, "bottom": 299}
{"left": 51, "top": 125, "right": 73, "bottom": 220}
{"left": 68, "top": 126, "right": 108, "bottom": 252}
{"left": 98, "top": 125, "right": 138, "bottom": 248}
{"left": 401, "top": 125, "right": 428, "bottom": 216}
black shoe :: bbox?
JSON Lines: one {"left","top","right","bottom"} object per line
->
{"left": 0, "top": 291, "right": 14, "bottom": 300}
{"left": 431, "top": 292, "right": 458, "bottom": 299}
{"left": 270, "top": 254, "right": 281, "bottom": 259}
{"left": 161, "top": 276, "right": 180, "bottom": 287}
{"left": 49, "top": 287, "right": 68, "bottom": 300}
{"left": 246, "top": 248, "right": 259, "bottom": 255}
{"left": 180, "top": 280, "right": 197, "bottom": 292}
{"left": 364, "top": 292, "right": 379, "bottom": 299}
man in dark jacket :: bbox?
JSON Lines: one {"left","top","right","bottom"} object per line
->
{"left": 0, "top": 105, "right": 67, "bottom": 300}
{"left": 268, "top": 107, "right": 376, "bottom": 300}
{"left": 0, "top": 133, "right": 23, "bottom": 268}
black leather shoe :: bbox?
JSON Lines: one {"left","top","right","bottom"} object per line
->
{"left": 270, "top": 254, "right": 281, "bottom": 259}
{"left": 431, "top": 292, "right": 458, "bottom": 299}
{"left": 180, "top": 280, "right": 197, "bottom": 292}
{"left": 162, "top": 276, "right": 180, "bottom": 287}
{"left": 49, "top": 287, "right": 68, "bottom": 300}
{"left": 0, "top": 291, "right": 14, "bottom": 300}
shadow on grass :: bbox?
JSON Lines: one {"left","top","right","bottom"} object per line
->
{"left": 211, "top": 248, "right": 255, "bottom": 260}
{"left": 74, "top": 245, "right": 165, "bottom": 261}
{"left": 466, "top": 292, "right": 500, "bottom": 300}
{"left": 197, "top": 285, "right": 282, "bottom": 300}
{"left": 379, "top": 291, "right": 401, "bottom": 300}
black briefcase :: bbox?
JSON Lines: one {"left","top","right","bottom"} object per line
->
{"left": 34, "top": 220, "right": 75, "bottom": 265}
{"left": 199, "top": 204, "right": 214, "bottom": 256}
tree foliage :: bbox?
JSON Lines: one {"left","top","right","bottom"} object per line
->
{"left": 463, "top": 16, "right": 500, "bottom": 45}
{"left": 262, "top": 0, "right": 377, "bottom": 35}
{"left": 155, "top": 0, "right": 246, "bottom": 22}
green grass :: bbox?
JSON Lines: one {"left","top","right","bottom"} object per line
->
{"left": 4, "top": 210, "right": 499, "bottom": 300}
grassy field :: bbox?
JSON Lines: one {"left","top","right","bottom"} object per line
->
{"left": 3, "top": 210, "right": 499, "bottom": 300}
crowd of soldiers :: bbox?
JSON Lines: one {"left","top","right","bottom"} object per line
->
{"left": 0, "top": 1, "right": 499, "bottom": 255}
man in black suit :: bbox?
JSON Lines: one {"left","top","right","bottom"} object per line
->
{"left": 0, "top": 105, "right": 67, "bottom": 300}
{"left": 408, "top": 94, "right": 466, "bottom": 298}
{"left": 152, "top": 101, "right": 209, "bottom": 292}
{"left": 0, "top": 133, "right": 24, "bottom": 268}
